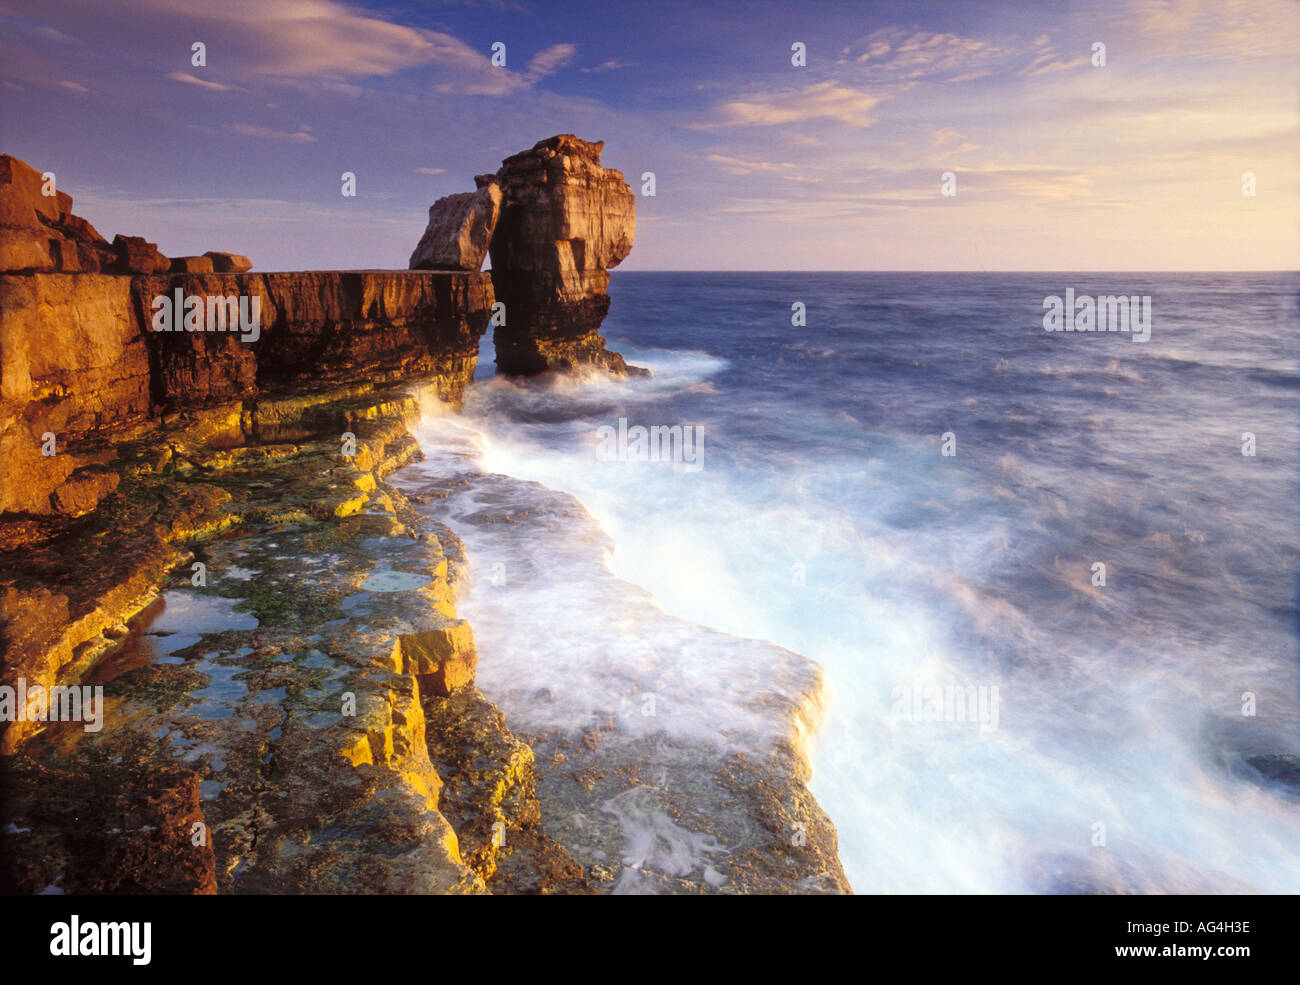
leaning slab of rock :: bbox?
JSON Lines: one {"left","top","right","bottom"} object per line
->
{"left": 408, "top": 180, "right": 501, "bottom": 272}
{"left": 203, "top": 250, "right": 253, "bottom": 273}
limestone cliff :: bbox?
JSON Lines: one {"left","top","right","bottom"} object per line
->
{"left": 0, "top": 150, "right": 849, "bottom": 895}
{"left": 2, "top": 153, "right": 494, "bottom": 521}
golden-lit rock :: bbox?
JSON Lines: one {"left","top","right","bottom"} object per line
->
{"left": 409, "top": 181, "right": 501, "bottom": 272}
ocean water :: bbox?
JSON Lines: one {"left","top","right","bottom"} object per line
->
{"left": 404, "top": 271, "right": 1300, "bottom": 893}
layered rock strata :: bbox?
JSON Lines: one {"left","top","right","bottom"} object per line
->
{"left": 411, "top": 135, "right": 640, "bottom": 376}
{"left": 489, "top": 135, "right": 636, "bottom": 375}
{"left": 1, "top": 269, "right": 491, "bottom": 518}
{"left": 0, "top": 149, "right": 850, "bottom": 894}
{"left": 0, "top": 383, "right": 586, "bottom": 892}
{"left": 0, "top": 154, "right": 251, "bottom": 276}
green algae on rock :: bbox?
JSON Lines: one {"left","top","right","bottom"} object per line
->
{"left": 1, "top": 382, "right": 588, "bottom": 893}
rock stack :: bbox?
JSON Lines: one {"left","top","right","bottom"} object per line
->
{"left": 410, "top": 135, "right": 641, "bottom": 376}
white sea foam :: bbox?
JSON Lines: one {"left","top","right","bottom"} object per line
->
{"left": 406, "top": 327, "right": 1300, "bottom": 893}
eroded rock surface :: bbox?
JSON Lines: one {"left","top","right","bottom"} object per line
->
{"left": 0, "top": 268, "right": 491, "bottom": 518}
{"left": 0, "top": 155, "right": 159, "bottom": 274}
{"left": 489, "top": 135, "right": 638, "bottom": 375}
{"left": 0, "top": 384, "right": 586, "bottom": 893}
{"left": 408, "top": 181, "right": 501, "bottom": 272}
{"left": 0, "top": 146, "right": 851, "bottom": 894}
{"left": 408, "top": 136, "right": 640, "bottom": 376}
{"left": 204, "top": 251, "right": 253, "bottom": 273}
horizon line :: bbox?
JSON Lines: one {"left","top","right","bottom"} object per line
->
{"left": 611, "top": 268, "right": 1300, "bottom": 274}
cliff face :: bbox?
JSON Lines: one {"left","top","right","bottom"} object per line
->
{"left": 0, "top": 270, "right": 490, "bottom": 519}
{"left": 1, "top": 150, "right": 494, "bottom": 521}
{"left": 137, "top": 270, "right": 492, "bottom": 406}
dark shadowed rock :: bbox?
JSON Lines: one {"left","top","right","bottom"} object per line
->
{"left": 0, "top": 761, "right": 218, "bottom": 894}
{"left": 109, "top": 234, "right": 169, "bottom": 274}
{"left": 409, "top": 182, "right": 501, "bottom": 272}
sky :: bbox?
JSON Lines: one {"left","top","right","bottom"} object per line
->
{"left": 1, "top": 0, "right": 1297, "bottom": 271}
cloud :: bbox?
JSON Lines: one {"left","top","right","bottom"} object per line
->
{"left": 847, "top": 27, "right": 1003, "bottom": 81}
{"left": 186, "top": 0, "right": 443, "bottom": 78}
{"left": 432, "top": 40, "right": 576, "bottom": 94}
{"left": 693, "top": 81, "right": 880, "bottom": 128}
{"left": 1093, "top": 0, "right": 1300, "bottom": 60}
{"left": 57, "top": 80, "right": 87, "bottom": 92}
{"left": 166, "top": 70, "right": 236, "bottom": 91}
{"left": 432, "top": 41, "right": 580, "bottom": 95}
{"left": 11, "top": 0, "right": 534, "bottom": 95}
{"left": 432, "top": 69, "right": 527, "bottom": 97}
{"left": 413, "top": 167, "right": 447, "bottom": 175}
{"left": 527, "top": 43, "right": 576, "bottom": 77}
{"left": 32, "top": 25, "right": 78, "bottom": 44}
{"left": 582, "top": 58, "right": 632, "bottom": 73}
{"left": 1025, "top": 55, "right": 1088, "bottom": 76}
{"left": 224, "top": 123, "right": 316, "bottom": 142}
{"left": 706, "top": 154, "right": 796, "bottom": 175}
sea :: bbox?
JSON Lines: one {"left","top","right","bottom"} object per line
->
{"left": 399, "top": 271, "right": 1300, "bottom": 893}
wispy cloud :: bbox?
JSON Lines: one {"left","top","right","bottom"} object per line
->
{"left": 693, "top": 81, "right": 880, "bottom": 128}
{"left": 583, "top": 58, "right": 632, "bottom": 73}
{"left": 706, "top": 153, "right": 822, "bottom": 182}
{"left": 10, "top": 0, "right": 573, "bottom": 99}
{"left": 1093, "top": 0, "right": 1300, "bottom": 60}
{"left": 166, "top": 70, "right": 237, "bottom": 91}
{"left": 527, "top": 43, "right": 576, "bottom": 77}
{"left": 846, "top": 27, "right": 1006, "bottom": 82}
{"left": 431, "top": 41, "right": 580, "bottom": 95}
{"left": 707, "top": 154, "right": 796, "bottom": 175}
{"left": 223, "top": 123, "right": 317, "bottom": 142}
{"left": 1023, "top": 54, "right": 1088, "bottom": 76}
